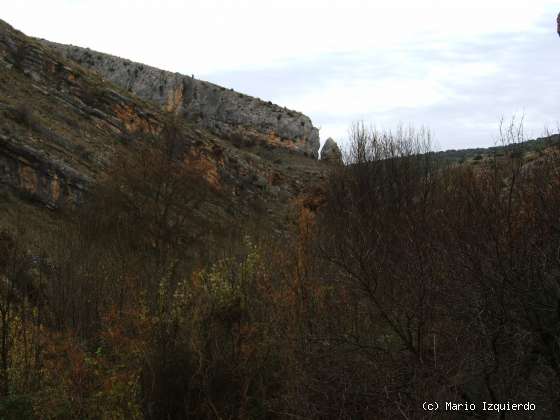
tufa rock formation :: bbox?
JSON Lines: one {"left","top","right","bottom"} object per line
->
{"left": 320, "top": 137, "right": 342, "bottom": 164}
{"left": 38, "top": 40, "right": 320, "bottom": 158}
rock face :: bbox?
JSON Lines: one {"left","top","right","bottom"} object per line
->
{"left": 320, "top": 138, "right": 342, "bottom": 164}
{"left": 39, "top": 40, "right": 321, "bottom": 158}
{"left": 0, "top": 133, "right": 89, "bottom": 208}
{"left": 0, "top": 19, "right": 328, "bottom": 216}
{"left": 0, "top": 19, "right": 164, "bottom": 207}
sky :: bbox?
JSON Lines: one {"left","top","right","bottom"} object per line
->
{"left": 3, "top": 0, "right": 560, "bottom": 151}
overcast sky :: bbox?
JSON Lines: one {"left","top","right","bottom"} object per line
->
{"left": 3, "top": 0, "right": 560, "bottom": 150}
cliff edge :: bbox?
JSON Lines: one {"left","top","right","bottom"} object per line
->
{"left": 38, "top": 40, "right": 320, "bottom": 158}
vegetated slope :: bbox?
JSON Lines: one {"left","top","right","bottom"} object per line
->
{"left": 0, "top": 19, "right": 327, "bottom": 230}
{"left": 3, "top": 18, "right": 560, "bottom": 419}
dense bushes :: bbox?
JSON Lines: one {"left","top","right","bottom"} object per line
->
{"left": 306, "top": 122, "right": 560, "bottom": 418}
{"left": 1, "top": 120, "right": 560, "bottom": 418}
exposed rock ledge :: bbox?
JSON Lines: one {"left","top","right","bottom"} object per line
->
{"left": 0, "top": 134, "right": 90, "bottom": 208}
{"left": 39, "top": 40, "right": 320, "bottom": 158}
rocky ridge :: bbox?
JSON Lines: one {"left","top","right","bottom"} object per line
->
{"left": 39, "top": 40, "right": 321, "bottom": 158}
{"left": 0, "top": 19, "right": 326, "bottom": 224}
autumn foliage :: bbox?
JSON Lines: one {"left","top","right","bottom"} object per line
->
{"left": 1, "top": 121, "right": 560, "bottom": 418}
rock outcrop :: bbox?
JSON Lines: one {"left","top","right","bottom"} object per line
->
{"left": 39, "top": 40, "right": 321, "bottom": 158}
{"left": 0, "top": 19, "right": 327, "bottom": 217}
{"left": 320, "top": 138, "right": 342, "bottom": 164}
{"left": 0, "top": 133, "right": 89, "bottom": 208}
{"left": 0, "top": 19, "right": 164, "bottom": 207}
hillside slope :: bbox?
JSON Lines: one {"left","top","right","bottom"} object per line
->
{"left": 0, "top": 19, "right": 326, "bottom": 226}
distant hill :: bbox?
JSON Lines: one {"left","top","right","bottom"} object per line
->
{"left": 434, "top": 134, "right": 560, "bottom": 165}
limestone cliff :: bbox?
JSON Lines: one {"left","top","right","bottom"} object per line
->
{"left": 0, "top": 19, "right": 326, "bottom": 218}
{"left": 39, "top": 40, "right": 321, "bottom": 158}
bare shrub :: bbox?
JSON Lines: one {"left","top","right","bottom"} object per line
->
{"left": 308, "top": 119, "right": 560, "bottom": 418}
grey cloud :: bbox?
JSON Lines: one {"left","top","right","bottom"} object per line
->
{"left": 201, "top": 19, "right": 560, "bottom": 150}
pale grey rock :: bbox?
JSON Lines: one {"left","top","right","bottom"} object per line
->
{"left": 39, "top": 40, "right": 320, "bottom": 158}
{"left": 320, "top": 138, "right": 342, "bottom": 164}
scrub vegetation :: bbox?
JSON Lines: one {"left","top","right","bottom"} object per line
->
{"left": 2, "top": 118, "right": 560, "bottom": 419}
